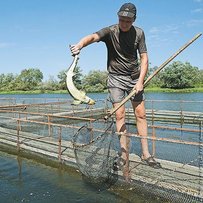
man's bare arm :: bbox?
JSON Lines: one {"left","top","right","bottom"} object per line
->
{"left": 70, "top": 33, "right": 100, "bottom": 55}
{"left": 134, "top": 52, "right": 148, "bottom": 92}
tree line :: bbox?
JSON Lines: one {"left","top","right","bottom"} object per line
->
{"left": 0, "top": 61, "right": 202, "bottom": 92}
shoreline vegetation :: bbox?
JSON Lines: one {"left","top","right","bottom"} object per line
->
{"left": 0, "top": 61, "right": 202, "bottom": 95}
{"left": 0, "top": 87, "right": 203, "bottom": 95}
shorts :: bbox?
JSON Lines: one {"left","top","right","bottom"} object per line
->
{"left": 108, "top": 87, "right": 145, "bottom": 103}
{"left": 107, "top": 74, "right": 145, "bottom": 103}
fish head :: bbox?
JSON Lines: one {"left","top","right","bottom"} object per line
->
{"left": 71, "top": 100, "right": 82, "bottom": 105}
{"left": 88, "top": 98, "right": 96, "bottom": 105}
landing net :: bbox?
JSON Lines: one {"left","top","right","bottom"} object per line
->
{"left": 72, "top": 118, "right": 120, "bottom": 189}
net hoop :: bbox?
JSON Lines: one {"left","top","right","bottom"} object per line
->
{"left": 72, "top": 117, "right": 114, "bottom": 148}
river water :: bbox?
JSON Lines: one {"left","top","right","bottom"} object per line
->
{"left": 0, "top": 150, "right": 165, "bottom": 203}
{"left": 0, "top": 92, "right": 202, "bottom": 111}
{"left": 0, "top": 92, "right": 202, "bottom": 202}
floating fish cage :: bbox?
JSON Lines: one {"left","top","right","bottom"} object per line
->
{"left": 0, "top": 97, "right": 202, "bottom": 203}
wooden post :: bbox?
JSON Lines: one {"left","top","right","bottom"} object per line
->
{"left": 48, "top": 115, "right": 52, "bottom": 137}
{"left": 58, "top": 126, "right": 62, "bottom": 162}
{"left": 151, "top": 100, "right": 156, "bottom": 156}
{"left": 17, "top": 120, "right": 20, "bottom": 152}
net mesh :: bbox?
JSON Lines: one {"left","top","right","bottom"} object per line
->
{"left": 72, "top": 118, "right": 120, "bottom": 189}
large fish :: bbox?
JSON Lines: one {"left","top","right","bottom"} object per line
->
{"left": 66, "top": 55, "right": 95, "bottom": 105}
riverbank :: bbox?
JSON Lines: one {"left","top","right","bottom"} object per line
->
{"left": 0, "top": 86, "right": 203, "bottom": 95}
{"left": 145, "top": 86, "right": 203, "bottom": 93}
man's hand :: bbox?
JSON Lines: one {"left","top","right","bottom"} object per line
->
{"left": 133, "top": 80, "right": 144, "bottom": 93}
{"left": 70, "top": 44, "right": 81, "bottom": 56}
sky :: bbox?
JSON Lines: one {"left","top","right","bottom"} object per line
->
{"left": 0, "top": 0, "right": 203, "bottom": 81}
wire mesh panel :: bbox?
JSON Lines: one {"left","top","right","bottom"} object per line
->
{"left": 128, "top": 126, "right": 203, "bottom": 202}
{"left": 0, "top": 98, "right": 16, "bottom": 106}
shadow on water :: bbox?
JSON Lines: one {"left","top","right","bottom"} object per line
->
{"left": 0, "top": 149, "right": 170, "bottom": 203}
{"left": 81, "top": 168, "right": 119, "bottom": 192}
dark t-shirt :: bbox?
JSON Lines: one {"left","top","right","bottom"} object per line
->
{"left": 96, "top": 24, "right": 147, "bottom": 76}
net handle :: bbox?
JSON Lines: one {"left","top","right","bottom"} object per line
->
{"left": 104, "top": 33, "right": 202, "bottom": 120}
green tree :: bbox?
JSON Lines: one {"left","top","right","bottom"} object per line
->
{"left": 146, "top": 66, "right": 164, "bottom": 87}
{"left": 57, "top": 70, "right": 66, "bottom": 90}
{"left": 58, "top": 66, "right": 83, "bottom": 90}
{"left": 42, "top": 75, "right": 59, "bottom": 91}
{"left": 0, "top": 73, "right": 16, "bottom": 91}
{"left": 83, "top": 70, "right": 108, "bottom": 92}
{"left": 195, "top": 69, "right": 203, "bottom": 87}
{"left": 15, "top": 68, "right": 43, "bottom": 90}
{"left": 160, "top": 61, "right": 199, "bottom": 89}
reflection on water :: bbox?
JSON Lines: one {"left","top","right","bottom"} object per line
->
{"left": 0, "top": 151, "right": 166, "bottom": 203}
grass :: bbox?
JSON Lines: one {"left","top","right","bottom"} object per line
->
{"left": 145, "top": 87, "right": 203, "bottom": 93}
{"left": 0, "top": 87, "right": 203, "bottom": 95}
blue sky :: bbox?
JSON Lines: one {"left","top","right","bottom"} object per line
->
{"left": 0, "top": 0, "right": 202, "bottom": 81}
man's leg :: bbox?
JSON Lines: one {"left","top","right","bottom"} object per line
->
{"left": 113, "top": 103, "right": 128, "bottom": 159}
{"left": 108, "top": 87, "right": 130, "bottom": 178}
{"left": 108, "top": 88, "right": 128, "bottom": 160}
{"left": 131, "top": 100, "right": 151, "bottom": 159}
{"left": 113, "top": 103, "right": 130, "bottom": 180}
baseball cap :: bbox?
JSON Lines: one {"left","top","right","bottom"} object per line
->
{"left": 117, "top": 3, "right": 136, "bottom": 19}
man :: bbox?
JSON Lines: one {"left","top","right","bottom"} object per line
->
{"left": 70, "top": 3, "right": 160, "bottom": 179}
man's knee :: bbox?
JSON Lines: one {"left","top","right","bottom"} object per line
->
{"left": 136, "top": 114, "right": 147, "bottom": 121}
{"left": 116, "top": 112, "right": 125, "bottom": 121}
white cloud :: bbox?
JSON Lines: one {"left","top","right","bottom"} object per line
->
{"left": 186, "top": 19, "right": 203, "bottom": 26}
{"left": 148, "top": 24, "right": 180, "bottom": 48}
{"left": 164, "top": 25, "right": 179, "bottom": 34}
{"left": 149, "top": 27, "right": 160, "bottom": 34}
{"left": 191, "top": 8, "right": 203, "bottom": 13}
{"left": 149, "top": 24, "right": 179, "bottom": 35}
{"left": 0, "top": 42, "right": 15, "bottom": 48}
